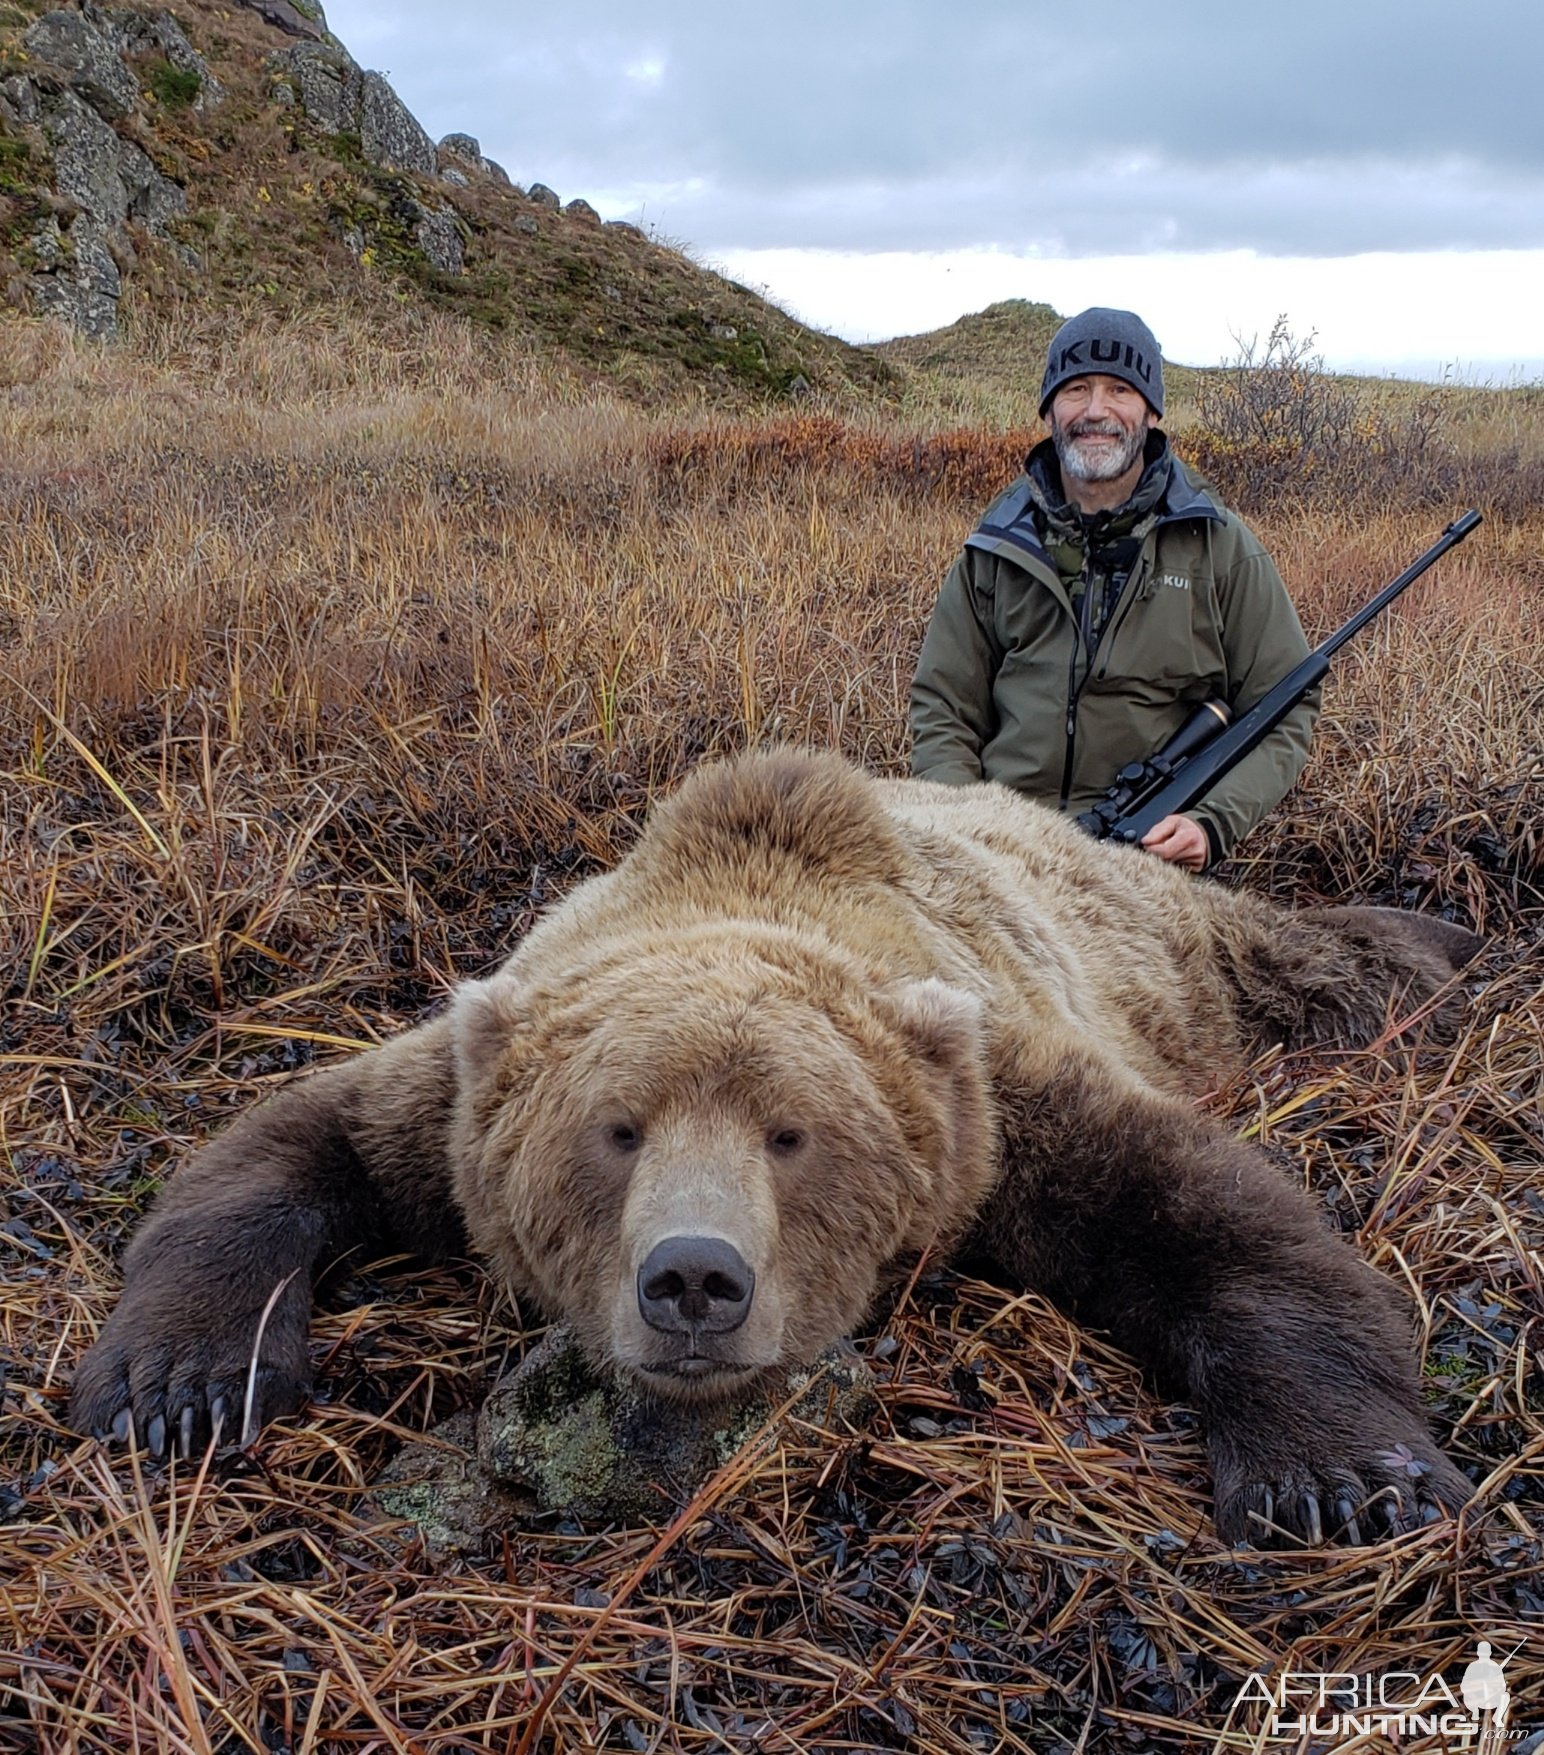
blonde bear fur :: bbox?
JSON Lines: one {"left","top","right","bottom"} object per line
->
{"left": 72, "top": 749, "right": 1478, "bottom": 1546}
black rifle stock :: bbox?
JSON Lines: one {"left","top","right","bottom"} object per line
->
{"left": 1079, "top": 509, "right": 1484, "bottom": 847}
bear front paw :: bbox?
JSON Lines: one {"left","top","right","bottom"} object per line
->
{"left": 69, "top": 1285, "right": 312, "bottom": 1458}
{"left": 1211, "top": 1419, "right": 1470, "bottom": 1548}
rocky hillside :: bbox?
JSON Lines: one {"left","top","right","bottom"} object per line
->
{"left": 0, "top": 0, "right": 894, "bottom": 398}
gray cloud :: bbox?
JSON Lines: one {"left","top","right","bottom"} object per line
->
{"left": 326, "top": 0, "right": 1544, "bottom": 257}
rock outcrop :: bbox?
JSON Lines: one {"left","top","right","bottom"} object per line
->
{"left": 235, "top": 0, "right": 324, "bottom": 42}
{"left": 267, "top": 43, "right": 436, "bottom": 175}
{"left": 434, "top": 130, "right": 510, "bottom": 187}
{"left": 7, "top": 8, "right": 205, "bottom": 337}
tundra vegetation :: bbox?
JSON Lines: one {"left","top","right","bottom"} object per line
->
{"left": 1, "top": 303, "right": 1540, "bottom": 1752}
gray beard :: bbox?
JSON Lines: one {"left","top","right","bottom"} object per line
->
{"left": 1053, "top": 419, "right": 1148, "bottom": 484}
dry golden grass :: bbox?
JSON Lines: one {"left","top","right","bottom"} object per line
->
{"left": 2, "top": 308, "right": 1541, "bottom": 1753}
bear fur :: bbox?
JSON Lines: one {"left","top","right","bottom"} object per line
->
{"left": 70, "top": 749, "right": 1480, "bottom": 1547}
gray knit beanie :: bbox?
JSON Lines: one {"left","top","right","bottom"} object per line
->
{"left": 1039, "top": 307, "right": 1165, "bottom": 417}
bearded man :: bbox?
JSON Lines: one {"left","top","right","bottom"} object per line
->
{"left": 909, "top": 308, "right": 1316, "bottom": 870}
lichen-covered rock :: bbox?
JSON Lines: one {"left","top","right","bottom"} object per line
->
{"left": 476, "top": 1326, "right": 877, "bottom": 1525}
{"left": 437, "top": 131, "right": 482, "bottom": 168}
{"left": 41, "top": 86, "right": 133, "bottom": 223}
{"left": 434, "top": 133, "right": 510, "bottom": 189}
{"left": 362, "top": 1328, "right": 876, "bottom": 1559}
{"left": 527, "top": 181, "right": 560, "bottom": 209}
{"left": 22, "top": 10, "right": 139, "bottom": 120}
{"left": 30, "top": 214, "right": 120, "bottom": 339}
{"left": 564, "top": 198, "right": 599, "bottom": 223}
{"left": 27, "top": 216, "right": 69, "bottom": 272}
{"left": 412, "top": 200, "right": 463, "bottom": 274}
{"left": 41, "top": 86, "right": 184, "bottom": 230}
{"left": 270, "top": 48, "right": 437, "bottom": 178}
{"left": 369, "top": 1412, "right": 534, "bottom": 1560}
{"left": 359, "top": 70, "right": 434, "bottom": 175}
{"left": 10, "top": 10, "right": 188, "bottom": 342}
{"left": 268, "top": 42, "right": 359, "bottom": 135}
{"left": 1, "top": 74, "right": 41, "bottom": 126}
{"left": 234, "top": 0, "right": 326, "bottom": 41}
{"left": 111, "top": 9, "right": 225, "bottom": 112}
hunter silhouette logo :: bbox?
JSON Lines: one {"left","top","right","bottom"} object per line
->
{"left": 1234, "top": 1636, "right": 1527, "bottom": 1747}
{"left": 1462, "top": 1641, "right": 1514, "bottom": 1733}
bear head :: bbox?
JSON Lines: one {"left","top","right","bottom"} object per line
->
{"left": 448, "top": 925, "right": 995, "bottom": 1403}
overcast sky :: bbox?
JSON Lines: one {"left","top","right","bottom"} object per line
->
{"left": 324, "top": 0, "right": 1544, "bottom": 378}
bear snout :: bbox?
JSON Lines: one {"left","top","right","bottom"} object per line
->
{"left": 637, "top": 1235, "right": 755, "bottom": 1336}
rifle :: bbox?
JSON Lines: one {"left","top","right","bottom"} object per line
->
{"left": 1077, "top": 509, "right": 1484, "bottom": 847}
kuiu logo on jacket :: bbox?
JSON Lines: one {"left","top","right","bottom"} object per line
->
{"left": 1050, "top": 339, "right": 1156, "bottom": 387}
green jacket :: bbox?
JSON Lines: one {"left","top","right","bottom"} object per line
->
{"left": 909, "top": 447, "right": 1318, "bottom": 863}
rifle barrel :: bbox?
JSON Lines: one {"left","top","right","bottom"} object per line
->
{"left": 1314, "top": 508, "right": 1483, "bottom": 662}
{"left": 1106, "top": 509, "right": 1483, "bottom": 846}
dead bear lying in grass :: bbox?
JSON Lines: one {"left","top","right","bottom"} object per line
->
{"left": 71, "top": 749, "right": 1479, "bottom": 1546}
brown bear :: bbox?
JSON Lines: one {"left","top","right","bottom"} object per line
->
{"left": 70, "top": 749, "right": 1479, "bottom": 1547}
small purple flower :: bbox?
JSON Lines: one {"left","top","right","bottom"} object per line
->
{"left": 1378, "top": 1443, "right": 1430, "bottom": 1478}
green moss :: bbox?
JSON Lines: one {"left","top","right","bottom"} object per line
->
{"left": 0, "top": 135, "right": 35, "bottom": 198}
{"left": 662, "top": 308, "right": 810, "bottom": 396}
{"left": 145, "top": 59, "right": 202, "bottom": 110}
{"left": 325, "top": 130, "right": 363, "bottom": 168}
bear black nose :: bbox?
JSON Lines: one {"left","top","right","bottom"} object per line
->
{"left": 637, "top": 1236, "right": 755, "bottom": 1336}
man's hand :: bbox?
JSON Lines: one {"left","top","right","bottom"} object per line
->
{"left": 1141, "top": 814, "right": 1209, "bottom": 871}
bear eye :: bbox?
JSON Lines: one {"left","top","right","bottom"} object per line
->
{"left": 609, "top": 1122, "right": 642, "bottom": 1153}
{"left": 768, "top": 1127, "right": 804, "bottom": 1156}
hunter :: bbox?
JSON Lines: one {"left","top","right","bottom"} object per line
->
{"left": 908, "top": 306, "right": 1316, "bottom": 871}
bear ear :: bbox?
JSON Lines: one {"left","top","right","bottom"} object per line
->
{"left": 451, "top": 976, "right": 535, "bottom": 1092}
{"left": 879, "top": 978, "right": 987, "bottom": 1070}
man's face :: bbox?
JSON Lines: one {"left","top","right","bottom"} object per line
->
{"left": 1049, "top": 374, "right": 1157, "bottom": 485}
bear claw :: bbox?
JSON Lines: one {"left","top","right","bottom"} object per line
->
{"left": 1227, "top": 1460, "right": 1464, "bottom": 1549}
{"left": 1330, "top": 1493, "right": 1362, "bottom": 1545}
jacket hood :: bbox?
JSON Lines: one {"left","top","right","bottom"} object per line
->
{"left": 969, "top": 435, "right": 1223, "bottom": 571}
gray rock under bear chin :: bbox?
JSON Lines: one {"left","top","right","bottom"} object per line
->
{"left": 371, "top": 1327, "right": 877, "bottom": 1558}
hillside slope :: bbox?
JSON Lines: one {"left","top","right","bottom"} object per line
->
{"left": 870, "top": 298, "right": 1219, "bottom": 423}
{"left": 872, "top": 298, "right": 1063, "bottom": 379}
{"left": 0, "top": 0, "right": 895, "bottom": 399}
